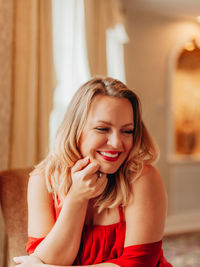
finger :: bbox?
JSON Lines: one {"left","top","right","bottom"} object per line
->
{"left": 80, "top": 162, "right": 100, "bottom": 179}
{"left": 94, "top": 176, "right": 108, "bottom": 196}
{"left": 96, "top": 172, "right": 106, "bottom": 179}
{"left": 13, "top": 256, "right": 22, "bottom": 264}
{"left": 97, "top": 173, "right": 107, "bottom": 184}
{"left": 94, "top": 172, "right": 107, "bottom": 187}
{"left": 13, "top": 256, "right": 27, "bottom": 264}
{"left": 71, "top": 156, "right": 90, "bottom": 173}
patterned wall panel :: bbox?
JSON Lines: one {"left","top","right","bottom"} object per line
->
{"left": 0, "top": 0, "right": 14, "bottom": 265}
{"left": 0, "top": 0, "right": 13, "bottom": 170}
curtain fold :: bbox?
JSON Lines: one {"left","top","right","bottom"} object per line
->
{"left": 50, "top": 0, "right": 90, "bottom": 148}
{"left": 10, "top": 0, "right": 56, "bottom": 168}
{"left": 84, "top": 0, "right": 125, "bottom": 77}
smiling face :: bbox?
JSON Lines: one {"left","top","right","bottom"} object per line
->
{"left": 79, "top": 95, "right": 134, "bottom": 174}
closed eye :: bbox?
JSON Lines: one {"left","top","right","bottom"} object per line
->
{"left": 122, "top": 130, "right": 134, "bottom": 134}
{"left": 95, "top": 127, "right": 109, "bottom": 132}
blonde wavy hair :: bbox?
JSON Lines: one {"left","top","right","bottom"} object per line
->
{"left": 33, "top": 77, "right": 159, "bottom": 212}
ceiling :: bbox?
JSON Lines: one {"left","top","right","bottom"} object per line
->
{"left": 123, "top": 0, "right": 200, "bottom": 21}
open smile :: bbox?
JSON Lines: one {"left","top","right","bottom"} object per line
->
{"left": 97, "top": 151, "right": 121, "bottom": 162}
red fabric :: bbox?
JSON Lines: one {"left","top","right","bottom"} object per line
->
{"left": 26, "top": 203, "right": 172, "bottom": 266}
{"left": 26, "top": 236, "right": 45, "bottom": 254}
{"left": 105, "top": 242, "right": 172, "bottom": 267}
{"left": 73, "top": 220, "right": 126, "bottom": 265}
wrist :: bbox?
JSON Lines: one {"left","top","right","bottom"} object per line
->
{"left": 65, "top": 189, "right": 89, "bottom": 206}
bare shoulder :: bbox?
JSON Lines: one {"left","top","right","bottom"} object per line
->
{"left": 28, "top": 169, "right": 55, "bottom": 237}
{"left": 28, "top": 169, "right": 53, "bottom": 208}
{"left": 28, "top": 169, "right": 50, "bottom": 197}
{"left": 131, "top": 164, "right": 167, "bottom": 204}
{"left": 130, "top": 164, "right": 168, "bottom": 211}
{"left": 124, "top": 164, "right": 168, "bottom": 246}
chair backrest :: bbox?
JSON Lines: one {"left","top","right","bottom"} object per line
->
{"left": 0, "top": 167, "right": 33, "bottom": 267}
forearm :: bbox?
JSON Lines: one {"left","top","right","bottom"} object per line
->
{"left": 34, "top": 193, "right": 88, "bottom": 265}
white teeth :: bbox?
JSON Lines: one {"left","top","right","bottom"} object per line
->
{"left": 99, "top": 152, "right": 119, "bottom": 158}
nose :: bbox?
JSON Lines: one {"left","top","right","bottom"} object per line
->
{"left": 107, "top": 131, "right": 123, "bottom": 149}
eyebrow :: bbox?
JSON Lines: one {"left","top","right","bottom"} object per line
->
{"left": 96, "top": 120, "right": 134, "bottom": 127}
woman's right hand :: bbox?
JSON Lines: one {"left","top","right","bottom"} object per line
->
{"left": 69, "top": 157, "right": 108, "bottom": 201}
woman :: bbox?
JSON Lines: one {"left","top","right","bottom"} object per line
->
{"left": 14, "top": 77, "right": 172, "bottom": 267}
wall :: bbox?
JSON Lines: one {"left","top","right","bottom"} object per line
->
{"left": 0, "top": 0, "right": 14, "bottom": 264}
{"left": 124, "top": 8, "right": 200, "bottom": 233}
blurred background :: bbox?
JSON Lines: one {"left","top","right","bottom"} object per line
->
{"left": 0, "top": 0, "right": 200, "bottom": 266}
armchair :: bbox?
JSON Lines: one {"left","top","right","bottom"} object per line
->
{"left": 0, "top": 167, "right": 33, "bottom": 267}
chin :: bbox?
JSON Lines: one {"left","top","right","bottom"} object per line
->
{"left": 92, "top": 157, "right": 125, "bottom": 174}
{"left": 99, "top": 165, "right": 121, "bottom": 174}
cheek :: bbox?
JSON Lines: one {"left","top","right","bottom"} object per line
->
{"left": 80, "top": 134, "right": 106, "bottom": 156}
{"left": 79, "top": 134, "right": 89, "bottom": 157}
{"left": 125, "top": 138, "right": 133, "bottom": 152}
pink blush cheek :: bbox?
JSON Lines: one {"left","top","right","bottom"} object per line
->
{"left": 86, "top": 150, "right": 98, "bottom": 162}
{"left": 90, "top": 152, "right": 104, "bottom": 168}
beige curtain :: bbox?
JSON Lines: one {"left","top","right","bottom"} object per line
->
{"left": 84, "top": 0, "right": 125, "bottom": 77}
{"left": 10, "top": 0, "right": 56, "bottom": 168}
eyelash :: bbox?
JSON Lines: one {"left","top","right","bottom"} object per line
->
{"left": 123, "top": 130, "right": 134, "bottom": 134}
{"left": 95, "top": 127, "right": 108, "bottom": 132}
{"left": 95, "top": 128, "right": 134, "bottom": 134}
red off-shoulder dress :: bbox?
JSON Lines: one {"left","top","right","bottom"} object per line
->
{"left": 26, "top": 202, "right": 172, "bottom": 267}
